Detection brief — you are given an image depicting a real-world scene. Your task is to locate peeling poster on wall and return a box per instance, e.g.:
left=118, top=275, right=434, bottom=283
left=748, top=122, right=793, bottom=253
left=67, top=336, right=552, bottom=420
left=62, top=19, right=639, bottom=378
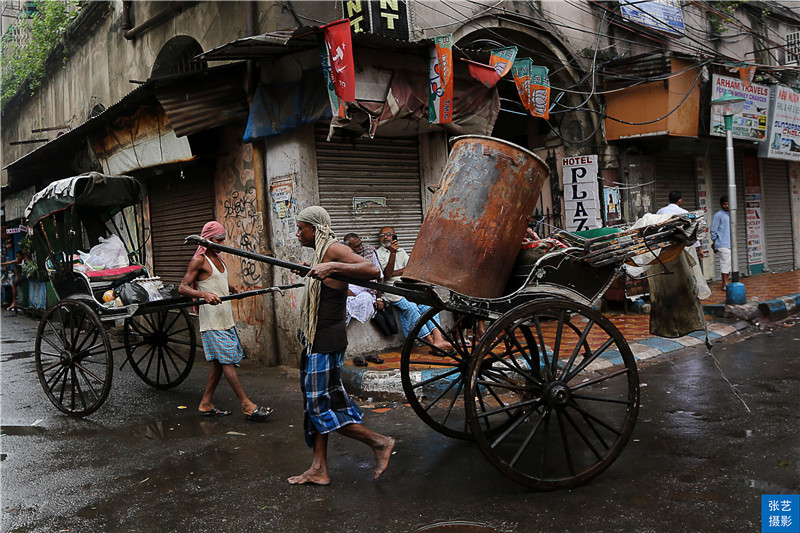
left=270, top=176, right=297, bottom=221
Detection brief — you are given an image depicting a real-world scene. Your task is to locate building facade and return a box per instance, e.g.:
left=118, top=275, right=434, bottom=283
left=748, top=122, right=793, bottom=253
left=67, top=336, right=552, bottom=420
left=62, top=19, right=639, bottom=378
left=2, top=1, right=799, bottom=366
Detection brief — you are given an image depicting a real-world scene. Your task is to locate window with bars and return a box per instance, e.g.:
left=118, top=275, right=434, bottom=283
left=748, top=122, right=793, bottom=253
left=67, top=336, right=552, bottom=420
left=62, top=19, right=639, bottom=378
left=786, top=31, right=800, bottom=65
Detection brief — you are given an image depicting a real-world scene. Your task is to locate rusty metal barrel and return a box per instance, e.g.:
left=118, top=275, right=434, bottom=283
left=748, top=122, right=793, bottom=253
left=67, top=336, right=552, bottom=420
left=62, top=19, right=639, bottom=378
left=403, top=135, right=548, bottom=299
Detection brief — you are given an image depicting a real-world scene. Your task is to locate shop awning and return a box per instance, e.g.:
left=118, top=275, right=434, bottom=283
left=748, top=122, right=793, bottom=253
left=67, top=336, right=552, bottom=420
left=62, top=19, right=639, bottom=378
left=4, top=64, right=249, bottom=188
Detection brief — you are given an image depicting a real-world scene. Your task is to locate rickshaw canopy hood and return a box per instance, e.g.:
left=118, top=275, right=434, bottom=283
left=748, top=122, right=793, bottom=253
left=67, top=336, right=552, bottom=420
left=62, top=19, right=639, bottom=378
left=25, top=172, right=141, bottom=228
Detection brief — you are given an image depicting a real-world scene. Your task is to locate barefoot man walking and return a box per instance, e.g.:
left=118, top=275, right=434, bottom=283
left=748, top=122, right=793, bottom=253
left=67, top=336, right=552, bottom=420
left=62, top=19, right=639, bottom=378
left=288, top=206, right=395, bottom=485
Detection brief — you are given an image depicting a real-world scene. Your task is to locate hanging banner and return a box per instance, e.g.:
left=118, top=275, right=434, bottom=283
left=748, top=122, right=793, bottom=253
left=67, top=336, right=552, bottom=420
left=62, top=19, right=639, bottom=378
left=428, top=34, right=453, bottom=124
left=466, top=59, right=500, bottom=89
left=727, top=63, right=756, bottom=88
left=489, top=46, right=517, bottom=78
left=512, top=60, right=550, bottom=119
left=710, top=74, right=768, bottom=141
left=320, top=19, right=356, bottom=104
left=319, top=38, right=345, bottom=118
left=562, top=155, right=601, bottom=232
left=758, top=84, right=800, bottom=162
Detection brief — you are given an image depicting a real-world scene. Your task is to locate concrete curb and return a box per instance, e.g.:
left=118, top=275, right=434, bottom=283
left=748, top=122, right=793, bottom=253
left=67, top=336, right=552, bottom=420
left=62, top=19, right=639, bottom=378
left=757, top=293, right=800, bottom=322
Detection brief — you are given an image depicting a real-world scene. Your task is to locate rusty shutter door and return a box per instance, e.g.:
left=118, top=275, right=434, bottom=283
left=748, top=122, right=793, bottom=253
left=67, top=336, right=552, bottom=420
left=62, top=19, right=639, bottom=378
left=149, top=172, right=215, bottom=284
left=710, top=152, right=748, bottom=278
left=655, top=155, right=698, bottom=211
left=315, top=125, right=424, bottom=250
left=760, top=159, right=795, bottom=272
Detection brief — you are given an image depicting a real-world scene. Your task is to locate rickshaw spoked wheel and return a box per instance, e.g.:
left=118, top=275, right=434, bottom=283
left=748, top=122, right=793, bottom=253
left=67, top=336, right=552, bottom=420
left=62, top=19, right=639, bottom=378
left=123, top=308, right=196, bottom=389
left=464, top=299, right=639, bottom=489
left=35, top=299, right=113, bottom=417
left=400, top=307, right=516, bottom=440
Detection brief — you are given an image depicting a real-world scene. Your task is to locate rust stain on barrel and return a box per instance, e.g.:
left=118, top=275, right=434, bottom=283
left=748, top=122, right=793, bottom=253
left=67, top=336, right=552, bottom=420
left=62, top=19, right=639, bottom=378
left=404, top=136, right=548, bottom=298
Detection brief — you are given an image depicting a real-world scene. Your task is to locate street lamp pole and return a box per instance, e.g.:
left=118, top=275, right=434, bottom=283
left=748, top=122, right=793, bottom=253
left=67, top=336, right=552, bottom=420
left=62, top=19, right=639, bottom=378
left=724, top=115, right=739, bottom=282
left=711, top=90, right=746, bottom=291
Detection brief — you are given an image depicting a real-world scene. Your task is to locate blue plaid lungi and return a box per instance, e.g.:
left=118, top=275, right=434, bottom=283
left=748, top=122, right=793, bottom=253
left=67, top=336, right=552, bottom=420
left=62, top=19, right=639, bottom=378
left=200, top=328, right=244, bottom=366
left=301, top=349, right=363, bottom=447
left=390, top=297, right=440, bottom=339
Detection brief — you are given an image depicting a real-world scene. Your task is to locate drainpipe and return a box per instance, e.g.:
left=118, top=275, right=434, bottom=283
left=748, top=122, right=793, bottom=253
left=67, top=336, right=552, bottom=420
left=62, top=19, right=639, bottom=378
left=121, top=1, right=195, bottom=41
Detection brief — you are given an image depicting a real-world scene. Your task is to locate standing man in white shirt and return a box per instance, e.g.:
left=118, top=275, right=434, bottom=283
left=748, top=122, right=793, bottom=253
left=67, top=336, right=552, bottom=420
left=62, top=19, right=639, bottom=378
left=656, top=190, right=704, bottom=259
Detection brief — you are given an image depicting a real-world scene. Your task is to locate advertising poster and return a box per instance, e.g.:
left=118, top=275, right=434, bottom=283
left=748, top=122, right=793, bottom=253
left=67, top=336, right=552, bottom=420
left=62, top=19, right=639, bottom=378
left=710, top=74, right=769, bottom=141
left=743, top=156, right=764, bottom=273
left=562, top=155, right=600, bottom=232
left=758, top=84, right=800, bottom=162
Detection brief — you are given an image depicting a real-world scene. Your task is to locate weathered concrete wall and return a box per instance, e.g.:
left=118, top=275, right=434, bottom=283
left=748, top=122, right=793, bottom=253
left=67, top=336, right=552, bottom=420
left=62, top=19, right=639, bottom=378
left=264, top=123, right=318, bottom=367
left=212, top=122, right=277, bottom=364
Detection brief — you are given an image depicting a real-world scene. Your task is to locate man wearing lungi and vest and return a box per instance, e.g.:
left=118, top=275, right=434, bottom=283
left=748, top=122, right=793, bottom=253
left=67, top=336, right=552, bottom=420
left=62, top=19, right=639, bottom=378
left=178, top=221, right=272, bottom=421
left=288, top=207, right=395, bottom=485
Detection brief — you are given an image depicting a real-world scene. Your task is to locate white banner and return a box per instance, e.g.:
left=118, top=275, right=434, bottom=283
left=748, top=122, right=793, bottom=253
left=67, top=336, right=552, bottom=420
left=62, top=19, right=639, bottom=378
left=710, top=74, right=769, bottom=142
left=562, top=155, right=600, bottom=232
left=758, top=84, right=800, bottom=162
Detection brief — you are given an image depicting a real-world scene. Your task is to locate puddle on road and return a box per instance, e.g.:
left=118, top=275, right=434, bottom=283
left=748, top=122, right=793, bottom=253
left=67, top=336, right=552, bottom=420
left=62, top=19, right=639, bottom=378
left=132, top=418, right=233, bottom=442
left=413, top=521, right=502, bottom=533
left=1, top=425, right=47, bottom=436
left=1, top=351, right=33, bottom=361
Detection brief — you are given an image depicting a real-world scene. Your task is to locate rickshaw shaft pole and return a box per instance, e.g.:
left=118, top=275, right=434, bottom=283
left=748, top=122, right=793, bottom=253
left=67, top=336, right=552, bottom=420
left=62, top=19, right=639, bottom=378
left=184, top=235, right=439, bottom=306
left=139, top=284, right=304, bottom=313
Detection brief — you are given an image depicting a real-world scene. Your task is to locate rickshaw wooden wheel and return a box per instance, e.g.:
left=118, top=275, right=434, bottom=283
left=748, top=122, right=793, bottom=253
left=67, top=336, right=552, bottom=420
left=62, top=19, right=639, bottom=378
left=35, top=299, right=113, bottom=417
left=400, top=308, right=517, bottom=440
left=464, top=299, right=639, bottom=489
left=123, top=308, right=196, bottom=389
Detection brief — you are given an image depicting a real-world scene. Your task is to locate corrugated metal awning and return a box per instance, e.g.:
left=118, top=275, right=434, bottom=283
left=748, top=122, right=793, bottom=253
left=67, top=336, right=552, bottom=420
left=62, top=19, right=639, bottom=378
left=4, top=64, right=249, bottom=187
left=155, top=63, right=249, bottom=137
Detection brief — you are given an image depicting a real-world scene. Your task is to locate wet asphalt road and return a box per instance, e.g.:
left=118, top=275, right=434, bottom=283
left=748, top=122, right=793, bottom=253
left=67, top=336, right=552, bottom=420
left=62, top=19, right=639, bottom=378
left=1, top=312, right=798, bottom=533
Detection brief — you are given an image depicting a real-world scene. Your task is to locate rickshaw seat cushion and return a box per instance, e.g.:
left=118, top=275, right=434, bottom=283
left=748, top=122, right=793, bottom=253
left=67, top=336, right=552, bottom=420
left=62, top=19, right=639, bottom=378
left=84, top=264, right=144, bottom=282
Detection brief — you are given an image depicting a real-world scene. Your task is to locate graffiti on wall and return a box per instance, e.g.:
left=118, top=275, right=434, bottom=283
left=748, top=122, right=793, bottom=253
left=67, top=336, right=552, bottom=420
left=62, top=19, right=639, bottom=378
left=223, top=186, right=262, bottom=286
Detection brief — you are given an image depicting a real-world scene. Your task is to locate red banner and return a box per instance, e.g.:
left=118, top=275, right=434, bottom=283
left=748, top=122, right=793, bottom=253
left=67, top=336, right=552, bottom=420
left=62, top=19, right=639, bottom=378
left=321, top=19, right=355, bottom=103
left=466, top=59, right=500, bottom=89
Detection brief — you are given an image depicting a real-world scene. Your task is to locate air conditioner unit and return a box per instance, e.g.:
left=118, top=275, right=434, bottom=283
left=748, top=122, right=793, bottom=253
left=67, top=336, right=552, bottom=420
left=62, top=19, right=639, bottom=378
left=786, top=31, right=800, bottom=66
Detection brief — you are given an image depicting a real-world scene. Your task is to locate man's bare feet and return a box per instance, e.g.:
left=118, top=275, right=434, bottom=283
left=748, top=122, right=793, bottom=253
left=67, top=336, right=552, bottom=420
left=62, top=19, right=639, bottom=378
left=372, top=436, right=395, bottom=479
left=287, top=467, right=331, bottom=486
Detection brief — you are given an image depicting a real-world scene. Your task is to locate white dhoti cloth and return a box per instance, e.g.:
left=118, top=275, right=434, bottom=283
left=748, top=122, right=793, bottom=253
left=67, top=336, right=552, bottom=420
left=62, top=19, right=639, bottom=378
left=346, top=290, right=376, bottom=325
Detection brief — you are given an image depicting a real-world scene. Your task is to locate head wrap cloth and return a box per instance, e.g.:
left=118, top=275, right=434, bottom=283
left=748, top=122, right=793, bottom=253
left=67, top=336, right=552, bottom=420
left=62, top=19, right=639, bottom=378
left=297, top=206, right=338, bottom=350
left=194, top=221, right=227, bottom=264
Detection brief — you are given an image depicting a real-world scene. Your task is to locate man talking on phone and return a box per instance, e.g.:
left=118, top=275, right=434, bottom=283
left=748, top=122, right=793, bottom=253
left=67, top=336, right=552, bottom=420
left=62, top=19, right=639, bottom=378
left=375, top=226, right=452, bottom=352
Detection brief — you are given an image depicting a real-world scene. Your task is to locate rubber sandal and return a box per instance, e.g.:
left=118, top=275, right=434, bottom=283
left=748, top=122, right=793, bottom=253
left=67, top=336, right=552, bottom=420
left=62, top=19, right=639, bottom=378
left=246, top=406, right=273, bottom=421
left=199, top=407, right=231, bottom=417
left=365, top=354, right=384, bottom=364
left=353, top=356, right=367, bottom=367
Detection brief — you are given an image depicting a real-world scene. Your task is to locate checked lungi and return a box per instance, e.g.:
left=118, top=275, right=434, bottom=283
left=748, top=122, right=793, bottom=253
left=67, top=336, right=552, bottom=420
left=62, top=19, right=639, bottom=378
left=200, top=328, right=244, bottom=366
left=301, top=349, right=363, bottom=447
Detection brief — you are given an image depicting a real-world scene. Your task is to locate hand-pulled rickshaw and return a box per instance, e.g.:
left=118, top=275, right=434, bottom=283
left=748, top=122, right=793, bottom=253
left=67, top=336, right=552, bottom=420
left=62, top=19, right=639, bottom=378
left=30, top=136, right=703, bottom=490
left=186, top=135, right=704, bottom=490
left=25, top=173, right=298, bottom=417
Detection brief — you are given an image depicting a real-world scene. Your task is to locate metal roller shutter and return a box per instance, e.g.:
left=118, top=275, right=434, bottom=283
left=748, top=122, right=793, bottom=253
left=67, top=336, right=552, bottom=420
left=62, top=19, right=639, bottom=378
left=149, top=172, right=215, bottom=284
left=655, top=154, right=698, bottom=211
left=709, top=152, right=748, bottom=278
left=315, top=126, right=424, bottom=250
left=760, top=159, right=795, bottom=272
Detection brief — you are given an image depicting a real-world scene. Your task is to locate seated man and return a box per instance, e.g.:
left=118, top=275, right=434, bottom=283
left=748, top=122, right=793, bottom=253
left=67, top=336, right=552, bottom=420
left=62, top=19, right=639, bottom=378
left=341, top=233, right=382, bottom=326
left=374, top=226, right=452, bottom=351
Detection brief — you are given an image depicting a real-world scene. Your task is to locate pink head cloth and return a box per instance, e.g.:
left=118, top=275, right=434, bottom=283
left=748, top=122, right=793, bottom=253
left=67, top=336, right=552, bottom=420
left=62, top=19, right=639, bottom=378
left=193, top=221, right=227, bottom=262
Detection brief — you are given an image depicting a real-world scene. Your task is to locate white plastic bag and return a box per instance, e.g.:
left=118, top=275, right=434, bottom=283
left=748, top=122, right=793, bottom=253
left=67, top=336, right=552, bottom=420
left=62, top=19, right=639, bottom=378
left=78, top=251, right=105, bottom=271
left=88, top=235, right=129, bottom=270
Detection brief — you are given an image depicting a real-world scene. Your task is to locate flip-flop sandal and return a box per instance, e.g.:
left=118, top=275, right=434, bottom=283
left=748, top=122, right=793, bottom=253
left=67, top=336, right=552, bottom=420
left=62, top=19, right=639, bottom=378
left=365, top=354, right=384, bottom=364
left=429, top=348, right=457, bottom=357
left=199, top=407, right=231, bottom=417
left=246, top=406, right=273, bottom=421
left=353, top=356, right=367, bottom=367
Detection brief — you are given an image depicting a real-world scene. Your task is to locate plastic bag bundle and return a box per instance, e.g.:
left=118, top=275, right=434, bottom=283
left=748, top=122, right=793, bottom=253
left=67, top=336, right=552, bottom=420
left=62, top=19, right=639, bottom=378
left=89, top=235, right=129, bottom=270
left=134, top=278, right=163, bottom=302
left=117, top=282, right=149, bottom=305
